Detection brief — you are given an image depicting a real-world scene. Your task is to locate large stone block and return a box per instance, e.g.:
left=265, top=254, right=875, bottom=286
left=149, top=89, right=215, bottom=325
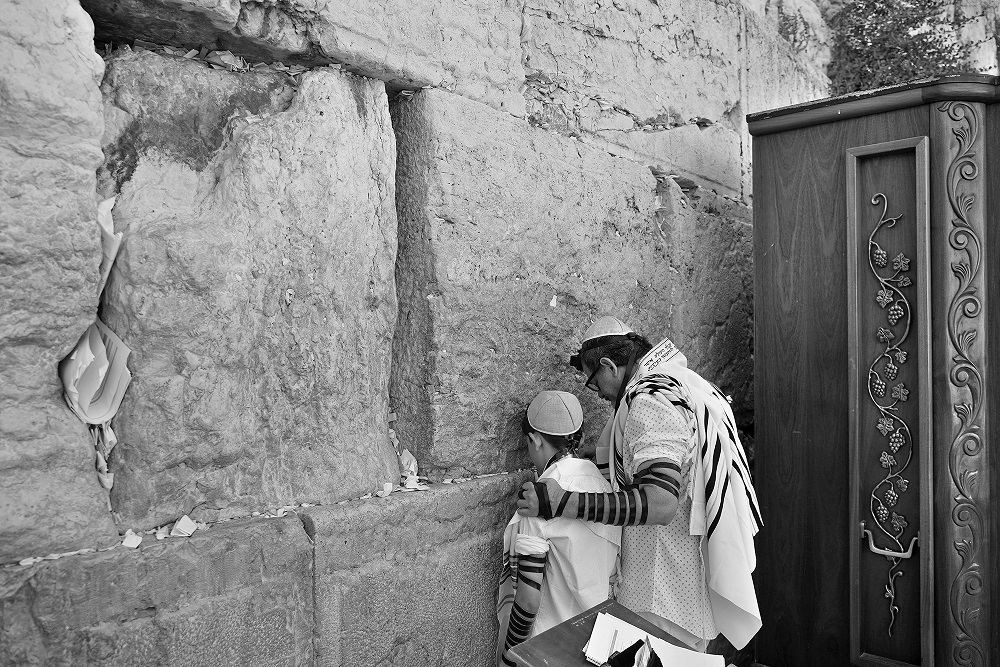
left=81, top=0, right=526, bottom=117
left=0, top=516, right=313, bottom=666
left=745, top=8, right=829, bottom=116
left=521, top=0, right=829, bottom=201
left=392, top=88, right=734, bottom=477
left=653, top=179, right=755, bottom=425
left=521, top=0, right=745, bottom=196
left=0, top=0, right=121, bottom=562
left=302, top=473, right=529, bottom=667
left=99, top=51, right=399, bottom=530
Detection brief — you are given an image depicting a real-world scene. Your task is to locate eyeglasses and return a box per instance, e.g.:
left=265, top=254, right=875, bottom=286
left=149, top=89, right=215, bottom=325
left=584, top=365, right=601, bottom=392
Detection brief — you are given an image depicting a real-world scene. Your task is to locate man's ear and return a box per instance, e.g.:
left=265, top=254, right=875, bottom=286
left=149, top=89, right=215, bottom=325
left=600, top=357, right=618, bottom=377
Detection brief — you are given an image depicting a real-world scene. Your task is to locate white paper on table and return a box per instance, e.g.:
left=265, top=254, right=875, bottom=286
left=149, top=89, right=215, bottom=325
left=96, top=196, right=122, bottom=297
left=584, top=613, right=723, bottom=667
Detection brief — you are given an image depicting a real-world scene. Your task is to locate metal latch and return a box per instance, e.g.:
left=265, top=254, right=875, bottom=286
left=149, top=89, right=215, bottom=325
left=861, top=521, right=918, bottom=560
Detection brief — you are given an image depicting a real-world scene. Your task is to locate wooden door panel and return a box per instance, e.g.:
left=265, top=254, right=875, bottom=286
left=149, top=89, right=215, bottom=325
left=753, top=107, right=930, bottom=667
left=847, top=139, right=932, bottom=666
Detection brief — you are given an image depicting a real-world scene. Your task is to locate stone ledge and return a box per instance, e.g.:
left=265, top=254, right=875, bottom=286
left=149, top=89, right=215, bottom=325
left=303, top=471, right=531, bottom=667
left=80, top=0, right=526, bottom=117
left=0, top=516, right=313, bottom=666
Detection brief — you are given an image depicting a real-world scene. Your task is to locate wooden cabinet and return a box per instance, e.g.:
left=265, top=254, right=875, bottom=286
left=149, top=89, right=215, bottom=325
left=748, top=76, right=1000, bottom=667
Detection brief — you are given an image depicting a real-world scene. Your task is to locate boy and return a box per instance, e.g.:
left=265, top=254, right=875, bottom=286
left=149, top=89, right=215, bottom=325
left=496, top=391, right=621, bottom=666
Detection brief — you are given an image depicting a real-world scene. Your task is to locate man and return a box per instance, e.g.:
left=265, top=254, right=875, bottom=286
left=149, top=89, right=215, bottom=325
left=517, top=317, right=762, bottom=652
left=497, top=390, right=620, bottom=666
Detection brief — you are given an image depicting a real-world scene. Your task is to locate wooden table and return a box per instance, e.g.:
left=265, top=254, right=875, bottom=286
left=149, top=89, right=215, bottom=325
left=507, top=599, right=688, bottom=667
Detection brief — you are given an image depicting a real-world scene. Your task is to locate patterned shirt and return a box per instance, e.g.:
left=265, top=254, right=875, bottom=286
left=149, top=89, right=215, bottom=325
left=615, top=393, right=719, bottom=643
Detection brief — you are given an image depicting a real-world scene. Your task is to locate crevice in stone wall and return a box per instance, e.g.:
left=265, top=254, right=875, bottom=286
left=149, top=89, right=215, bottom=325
left=387, top=92, right=439, bottom=478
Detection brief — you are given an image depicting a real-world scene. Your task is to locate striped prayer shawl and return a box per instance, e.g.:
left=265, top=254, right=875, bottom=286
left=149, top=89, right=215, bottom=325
left=609, top=336, right=763, bottom=649
left=621, top=374, right=762, bottom=540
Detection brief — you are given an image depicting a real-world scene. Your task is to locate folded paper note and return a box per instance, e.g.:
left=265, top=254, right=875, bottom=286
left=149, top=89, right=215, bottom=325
left=96, top=196, right=122, bottom=297
left=59, top=318, right=132, bottom=426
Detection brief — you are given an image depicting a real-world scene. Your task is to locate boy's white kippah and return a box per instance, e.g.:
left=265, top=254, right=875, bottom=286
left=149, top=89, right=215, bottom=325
left=527, top=390, right=584, bottom=436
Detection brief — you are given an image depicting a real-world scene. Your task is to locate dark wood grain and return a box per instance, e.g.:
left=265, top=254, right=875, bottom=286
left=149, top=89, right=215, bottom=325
left=849, top=144, right=927, bottom=666
left=752, top=106, right=929, bottom=667
left=985, top=102, right=1000, bottom=667
left=928, top=101, right=992, bottom=667
left=748, top=75, right=1000, bottom=136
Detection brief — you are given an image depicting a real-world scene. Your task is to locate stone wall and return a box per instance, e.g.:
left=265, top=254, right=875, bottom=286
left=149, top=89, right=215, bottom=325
left=1, top=0, right=829, bottom=664
left=0, top=0, right=120, bottom=563
left=303, top=474, right=529, bottom=666
left=1, top=475, right=525, bottom=666
left=0, top=516, right=313, bottom=666
left=98, top=51, right=400, bottom=531
left=389, top=88, right=755, bottom=478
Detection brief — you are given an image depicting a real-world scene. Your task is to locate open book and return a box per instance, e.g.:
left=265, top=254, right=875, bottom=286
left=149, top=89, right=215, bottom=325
left=584, top=612, right=724, bottom=667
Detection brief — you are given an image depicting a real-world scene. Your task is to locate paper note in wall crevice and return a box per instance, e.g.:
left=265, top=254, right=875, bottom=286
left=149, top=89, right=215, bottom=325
left=96, top=196, right=122, bottom=297
left=59, top=318, right=132, bottom=425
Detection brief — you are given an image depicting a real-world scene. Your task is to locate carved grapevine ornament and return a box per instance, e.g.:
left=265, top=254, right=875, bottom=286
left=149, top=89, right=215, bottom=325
left=865, top=192, right=914, bottom=636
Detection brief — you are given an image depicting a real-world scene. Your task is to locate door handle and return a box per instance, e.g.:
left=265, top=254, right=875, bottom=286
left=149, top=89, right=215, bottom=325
left=860, top=521, right=918, bottom=560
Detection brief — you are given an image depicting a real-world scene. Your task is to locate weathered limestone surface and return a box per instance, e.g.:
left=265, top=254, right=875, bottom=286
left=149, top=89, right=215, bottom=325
left=100, top=51, right=399, bottom=530
left=302, top=473, right=529, bottom=667
left=760, top=0, right=831, bottom=83
left=390, top=88, right=752, bottom=477
left=81, top=0, right=526, bottom=117
left=653, top=179, right=755, bottom=425
left=0, top=0, right=120, bottom=562
left=520, top=0, right=830, bottom=201
left=745, top=8, right=828, bottom=120
left=0, top=516, right=313, bottom=666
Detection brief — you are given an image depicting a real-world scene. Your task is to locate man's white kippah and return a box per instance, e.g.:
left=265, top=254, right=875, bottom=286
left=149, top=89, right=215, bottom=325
left=526, top=390, right=584, bottom=437
left=579, top=315, right=633, bottom=345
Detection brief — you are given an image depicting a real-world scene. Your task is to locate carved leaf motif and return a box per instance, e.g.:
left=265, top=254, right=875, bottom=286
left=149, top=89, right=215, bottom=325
left=877, top=327, right=894, bottom=342
left=880, top=451, right=896, bottom=468
left=893, top=253, right=910, bottom=271
left=877, top=417, right=894, bottom=435
left=891, top=384, right=909, bottom=401
left=876, top=288, right=893, bottom=307
left=958, top=193, right=975, bottom=215
left=958, top=329, right=978, bottom=353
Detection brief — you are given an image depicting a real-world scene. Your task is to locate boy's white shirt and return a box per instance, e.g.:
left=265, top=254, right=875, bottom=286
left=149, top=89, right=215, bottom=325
left=498, top=456, right=621, bottom=640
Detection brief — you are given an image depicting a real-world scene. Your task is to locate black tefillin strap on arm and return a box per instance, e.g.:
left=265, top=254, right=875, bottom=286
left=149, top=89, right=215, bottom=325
left=525, top=333, right=678, bottom=525
left=500, top=551, right=547, bottom=664
left=530, top=460, right=681, bottom=525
